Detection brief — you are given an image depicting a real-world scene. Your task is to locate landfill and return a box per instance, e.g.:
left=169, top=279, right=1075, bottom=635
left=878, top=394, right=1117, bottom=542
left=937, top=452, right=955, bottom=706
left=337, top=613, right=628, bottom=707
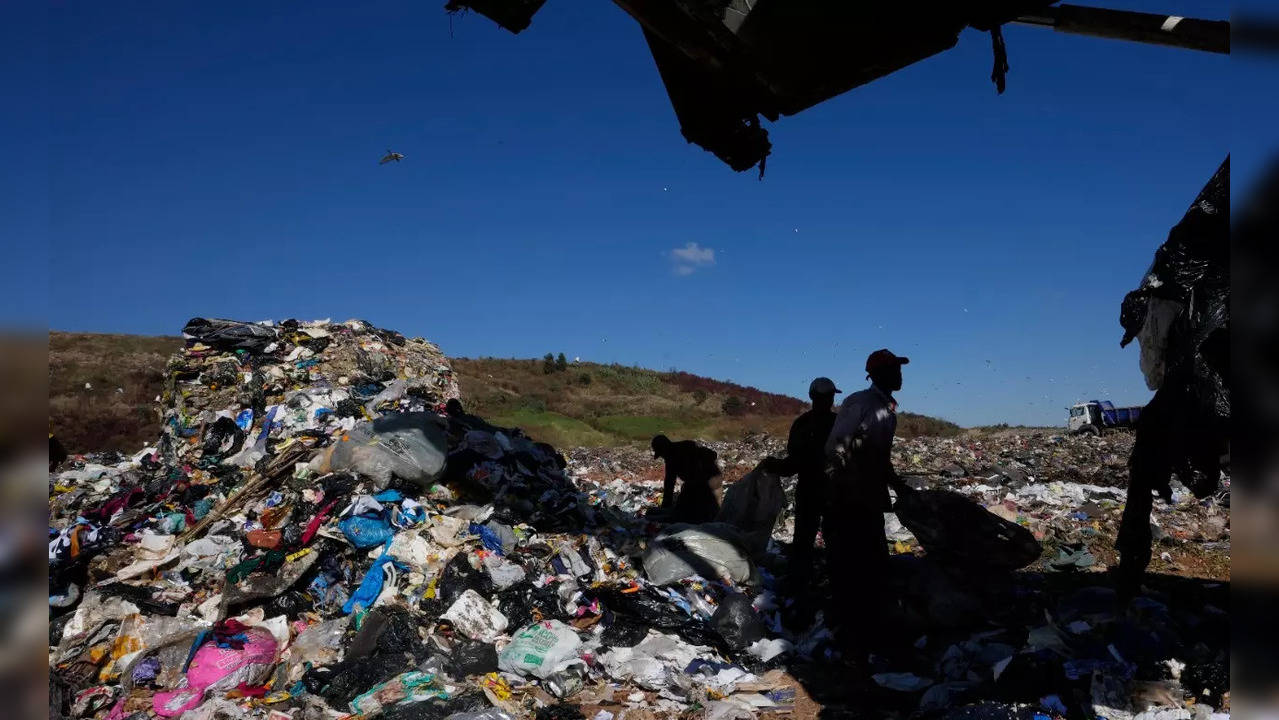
left=50, top=319, right=1229, bottom=720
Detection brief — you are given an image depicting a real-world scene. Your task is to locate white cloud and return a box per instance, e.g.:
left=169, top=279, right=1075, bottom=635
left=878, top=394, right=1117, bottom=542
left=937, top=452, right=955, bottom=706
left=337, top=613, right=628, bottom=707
left=667, top=242, right=715, bottom=276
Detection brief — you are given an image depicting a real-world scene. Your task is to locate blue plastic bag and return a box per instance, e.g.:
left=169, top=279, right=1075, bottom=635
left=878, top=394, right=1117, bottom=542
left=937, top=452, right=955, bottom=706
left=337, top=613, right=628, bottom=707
left=340, top=515, right=395, bottom=549
left=469, top=523, right=504, bottom=555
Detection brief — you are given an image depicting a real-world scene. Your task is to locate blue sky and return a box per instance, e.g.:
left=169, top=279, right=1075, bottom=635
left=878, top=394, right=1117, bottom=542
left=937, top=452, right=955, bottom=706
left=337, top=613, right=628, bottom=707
left=11, top=1, right=1240, bottom=426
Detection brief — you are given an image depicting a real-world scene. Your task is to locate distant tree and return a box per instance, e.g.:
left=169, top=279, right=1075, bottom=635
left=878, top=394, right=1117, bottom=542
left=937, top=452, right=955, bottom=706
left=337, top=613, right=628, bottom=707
left=542, top=353, right=556, bottom=375
left=578, top=373, right=592, bottom=386
left=721, top=395, right=745, bottom=416
left=556, top=353, right=568, bottom=372
left=692, top=389, right=708, bottom=405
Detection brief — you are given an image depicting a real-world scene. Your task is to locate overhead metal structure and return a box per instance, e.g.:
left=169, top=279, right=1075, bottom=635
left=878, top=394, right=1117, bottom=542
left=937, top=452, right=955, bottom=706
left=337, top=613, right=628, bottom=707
left=443, top=1, right=1229, bottom=175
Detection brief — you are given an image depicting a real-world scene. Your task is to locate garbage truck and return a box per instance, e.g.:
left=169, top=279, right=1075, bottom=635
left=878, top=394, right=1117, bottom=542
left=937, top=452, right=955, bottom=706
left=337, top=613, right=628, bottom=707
left=1067, top=400, right=1142, bottom=435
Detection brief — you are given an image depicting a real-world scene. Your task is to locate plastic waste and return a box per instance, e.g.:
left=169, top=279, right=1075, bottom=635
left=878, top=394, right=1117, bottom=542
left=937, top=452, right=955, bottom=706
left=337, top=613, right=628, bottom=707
left=711, top=593, right=766, bottom=652
left=894, top=488, right=1042, bottom=571
left=340, top=514, right=396, bottom=549
left=716, top=462, right=785, bottom=556
left=286, top=616, right=350, bottom=671
left=344, top=555, right=405, bottom=614
left=201, top=416, right=246, bottom=457
left=181, top=318, right=279, bottom=353
left=152, top=628, right=277, bottom=717
left=747, top=637, right=792, bottom=661
left=498, top=620, right=583, bottom=679
left=350, top=671, right=448, bottom=716
left=310, top=412, right=448, bottom=490
left=642, top=523, right=753, bottom=585
left=483, top=554, right=527, bottom=590
left=446, top=638, right=500, bottom=676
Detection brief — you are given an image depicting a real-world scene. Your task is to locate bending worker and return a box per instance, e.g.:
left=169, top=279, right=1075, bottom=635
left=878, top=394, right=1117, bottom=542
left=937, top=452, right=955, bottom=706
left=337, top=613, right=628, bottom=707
left=824, top=349, right=909, bottom=660
left=651, top=434, right=722, bottom=524
left=764, top=377, right=841, bottom=581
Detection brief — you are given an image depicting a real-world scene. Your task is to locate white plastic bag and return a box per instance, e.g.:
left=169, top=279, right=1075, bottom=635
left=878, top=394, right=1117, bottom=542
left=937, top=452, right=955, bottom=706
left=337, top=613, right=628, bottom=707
left=498, top=620, right=583, bottom=679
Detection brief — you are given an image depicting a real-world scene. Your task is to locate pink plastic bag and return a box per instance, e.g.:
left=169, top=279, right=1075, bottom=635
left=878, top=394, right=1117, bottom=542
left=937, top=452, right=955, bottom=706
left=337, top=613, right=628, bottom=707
left=152, top=628, right=277, bottom=717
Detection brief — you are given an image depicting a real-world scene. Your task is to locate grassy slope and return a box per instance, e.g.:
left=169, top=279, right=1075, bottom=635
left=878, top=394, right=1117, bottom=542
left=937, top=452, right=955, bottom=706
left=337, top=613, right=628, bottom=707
left=48, top=333, right=963, bottom=453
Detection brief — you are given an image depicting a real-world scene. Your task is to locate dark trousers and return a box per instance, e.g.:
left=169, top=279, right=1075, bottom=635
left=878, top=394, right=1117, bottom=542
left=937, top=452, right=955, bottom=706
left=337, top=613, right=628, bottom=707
left=823, top=504, right=889, bottom=656
left=790, top=472, right=827, bottom=577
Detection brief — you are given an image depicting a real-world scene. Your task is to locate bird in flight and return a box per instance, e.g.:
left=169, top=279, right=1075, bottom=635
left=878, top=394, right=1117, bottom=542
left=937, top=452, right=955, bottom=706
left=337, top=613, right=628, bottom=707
left=380, top=150, right=404, bottom=165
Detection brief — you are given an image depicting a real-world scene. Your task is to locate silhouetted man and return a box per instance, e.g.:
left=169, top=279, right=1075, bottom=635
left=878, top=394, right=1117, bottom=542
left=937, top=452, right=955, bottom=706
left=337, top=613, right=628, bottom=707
left=824, top=349, right=909, bottom=660
left=651, top=434, right=722, bottom=524
left=764, top=377, right=840, bottom=581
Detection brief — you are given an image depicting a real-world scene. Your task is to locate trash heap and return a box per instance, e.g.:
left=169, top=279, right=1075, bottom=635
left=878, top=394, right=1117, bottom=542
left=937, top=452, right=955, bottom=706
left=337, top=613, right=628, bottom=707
left=564, top=431, right=1231, bottom=720
left=48, top=320, right=1230, bottom=720
left=894, top=431, right=1136, bottom=489
left=49, top=319, right=808, bottom=720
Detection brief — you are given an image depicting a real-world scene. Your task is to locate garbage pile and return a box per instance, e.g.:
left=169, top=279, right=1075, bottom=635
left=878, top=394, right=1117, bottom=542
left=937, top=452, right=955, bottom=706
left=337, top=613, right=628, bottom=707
left=894, top=431, right=1135, bottom=489
left=569, top=429, right=1228, bottom=577
left=48, top=320, right=1230, bottom=720
left=564, top=431, right=1231, bottom=719
left=49, top=319, right=808, bottom=720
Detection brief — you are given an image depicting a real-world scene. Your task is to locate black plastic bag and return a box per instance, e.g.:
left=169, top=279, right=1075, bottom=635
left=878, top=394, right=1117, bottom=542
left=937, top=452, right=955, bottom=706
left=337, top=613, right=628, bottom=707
left=536, top=704, right=586, bottom=720
left=894, top=488, right=1041, bottom=571
left=448, top=638, right=499, bottom=676
left=497, top=582, right=564, bottom=629
left=1117, top=158, right=1230, bottom=593
left=600, top=615, right=650, bottom=648
left=711, top=592, right=766, bottom=651
left=201, top=416, right=245, bottom=457
left=591, top=586, right=719, bottom=647
left=182, top=317, right=279, bottom=353
left=303, top=653, right=415, bottom=705
left=437, top=554, right=493, bottom=607
left=382, top=691, right=490, bottom=720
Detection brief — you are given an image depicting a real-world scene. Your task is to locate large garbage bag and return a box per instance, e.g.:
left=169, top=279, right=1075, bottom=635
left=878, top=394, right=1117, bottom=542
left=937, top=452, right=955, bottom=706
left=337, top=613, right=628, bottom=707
left=715, top=462, right=785, bottom=556
left=181, top=317, right=279, bottom=353
left=310, top=412, right=448, bottom=490
left=642, top=523, right=754, bottom=585
left=498, top=620, right=584, bottom=679
left=1119, top=156, right=1230, bottom=499
left=710, top=592, right=766, bottom=652
left=1116, top=158, right=1230, bottom=593
left=894, top=489, right=1041, bottom=571
left=152, top=627, right=278, bottom=717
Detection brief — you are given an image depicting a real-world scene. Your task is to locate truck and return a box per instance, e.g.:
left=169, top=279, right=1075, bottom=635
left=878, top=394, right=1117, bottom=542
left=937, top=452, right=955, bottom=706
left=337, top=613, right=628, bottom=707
left=1067, top=400, right=1143, bottom=435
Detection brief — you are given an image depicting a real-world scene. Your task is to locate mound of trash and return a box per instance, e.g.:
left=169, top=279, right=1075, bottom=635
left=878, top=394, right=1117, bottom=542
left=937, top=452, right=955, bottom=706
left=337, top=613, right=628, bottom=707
left=48, top=318, right=1230, bottom=720
left=48, top=319, right=804, bottom=720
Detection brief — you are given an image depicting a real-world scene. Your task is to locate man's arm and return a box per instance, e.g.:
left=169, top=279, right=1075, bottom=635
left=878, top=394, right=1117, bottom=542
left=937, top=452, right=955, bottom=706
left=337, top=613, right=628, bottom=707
left=661, top=462, right=677, bottom=508
left=767, top=417, right=804, bottom=476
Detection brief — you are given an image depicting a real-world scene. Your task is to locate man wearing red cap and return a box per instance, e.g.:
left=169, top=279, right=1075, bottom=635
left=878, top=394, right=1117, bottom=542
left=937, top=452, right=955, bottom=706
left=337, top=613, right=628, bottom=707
left=823, top=348, right=909, bottom=660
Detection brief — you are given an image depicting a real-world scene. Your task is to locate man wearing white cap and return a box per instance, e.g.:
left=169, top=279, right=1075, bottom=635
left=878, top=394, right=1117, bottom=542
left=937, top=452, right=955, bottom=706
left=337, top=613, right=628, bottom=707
left=824, top=349, right=910, bottom=661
